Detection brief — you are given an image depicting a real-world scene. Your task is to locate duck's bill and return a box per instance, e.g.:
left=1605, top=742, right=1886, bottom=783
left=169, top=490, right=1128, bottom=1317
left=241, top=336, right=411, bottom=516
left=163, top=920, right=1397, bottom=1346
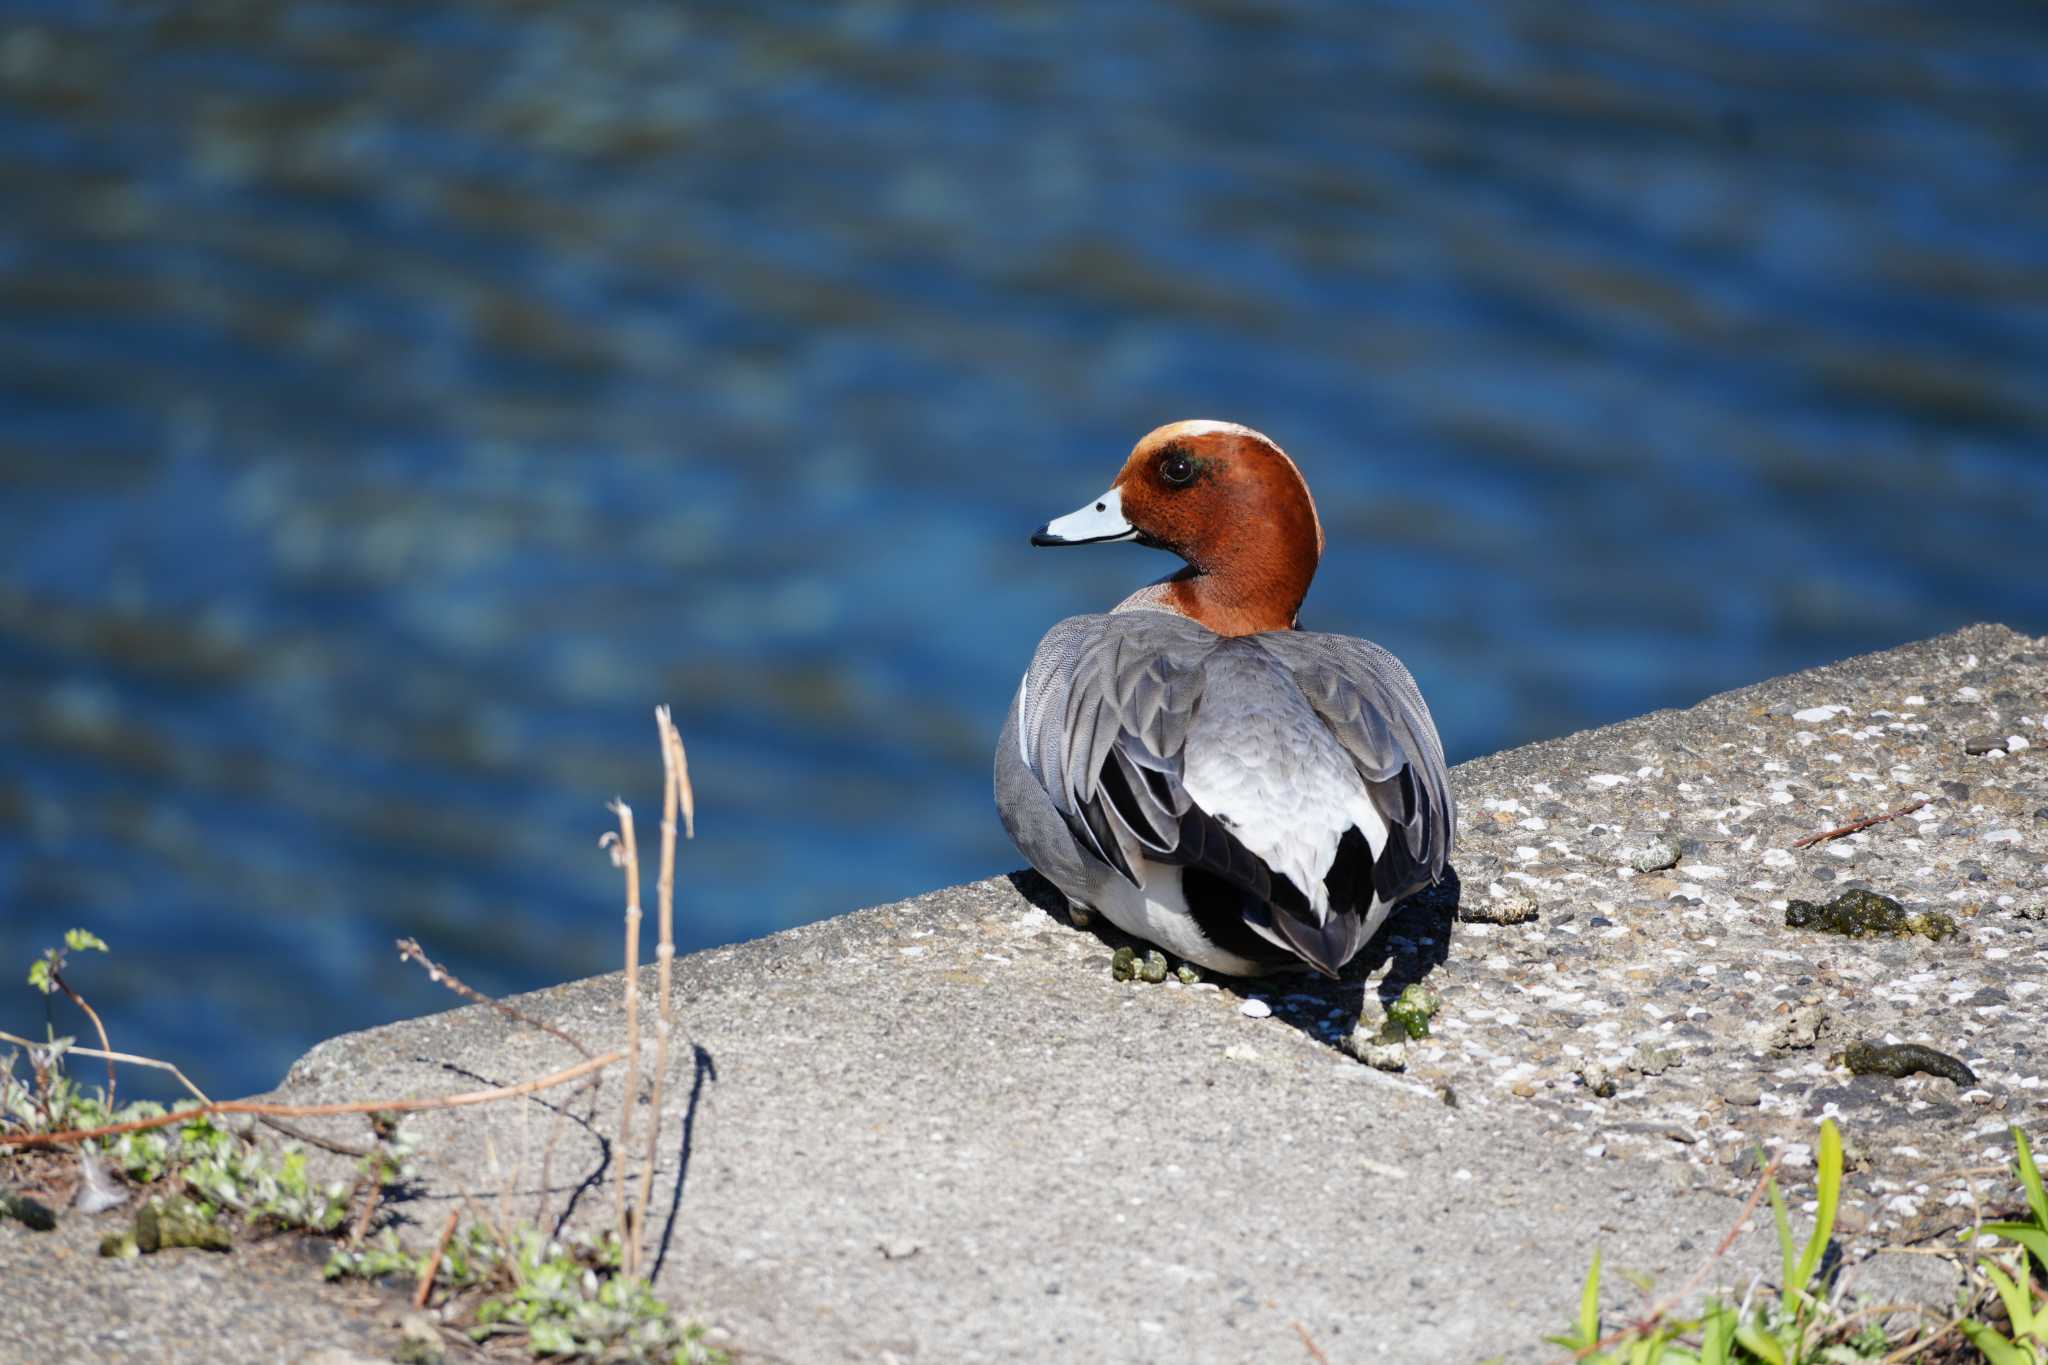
left=1031, top=487, right=1137, bottom=546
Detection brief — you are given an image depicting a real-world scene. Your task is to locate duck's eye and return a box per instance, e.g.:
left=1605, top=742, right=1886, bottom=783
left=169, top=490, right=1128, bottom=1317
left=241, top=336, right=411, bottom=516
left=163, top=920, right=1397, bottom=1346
left=1160, top=452, right=1196, bottom=486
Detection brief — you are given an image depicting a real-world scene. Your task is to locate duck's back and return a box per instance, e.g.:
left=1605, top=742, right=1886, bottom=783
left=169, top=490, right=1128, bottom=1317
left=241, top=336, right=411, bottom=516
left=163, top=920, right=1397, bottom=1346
left=994, top=608, right=1453, bottom=976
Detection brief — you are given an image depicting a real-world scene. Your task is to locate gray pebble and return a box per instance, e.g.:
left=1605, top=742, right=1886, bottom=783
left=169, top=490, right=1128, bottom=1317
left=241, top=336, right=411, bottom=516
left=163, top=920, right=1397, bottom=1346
left=1630, top=838, right=1682, bottom=873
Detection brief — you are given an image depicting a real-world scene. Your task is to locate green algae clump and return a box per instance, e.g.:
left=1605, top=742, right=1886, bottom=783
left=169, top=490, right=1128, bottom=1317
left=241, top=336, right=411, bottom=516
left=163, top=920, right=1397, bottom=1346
left=137, top=1197, right=232, bottom=1253
left=1111, top=946, right=1174, bottom=983
left=1387, top=984, right=1443, bottom=1039
left=1784, top=889, right=1957, bottom=941
left=1841, top=1040, right=1977, bottom=1086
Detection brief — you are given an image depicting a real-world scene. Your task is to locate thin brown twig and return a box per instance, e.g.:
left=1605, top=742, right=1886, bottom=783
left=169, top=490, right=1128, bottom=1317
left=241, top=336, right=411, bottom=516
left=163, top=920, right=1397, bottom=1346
left=484, top=1128, right=516, bottom=1269
left=605, top=800, right=643, bottom=1275
left=0, top=1031, right=211, bottom=1108
left=258, top=1114, right=371, bottom=1158
left=1292, top=1320, right=1332, bottom=1365
left=1824, top=1301, right=1951, bottom=1343
left=1874, top=1314, right=1968, bottom=1365
left=415, top=1208, right=462, bottom=1310
left=0, top=1049, right=623, bottom=1148
left=52, top=976, right=117, bottom=1111
left=533, top=1072, right=601, bottom=1236
left=456, top=1184, right=520, bottom=1290
left=396, top=939, right=593, bottom=1059
left=351, top=1176, right=385, bottom=1247
left=631, top=708, right=690, bottom=1279
left=1790, top=798, right=1928, bottom=850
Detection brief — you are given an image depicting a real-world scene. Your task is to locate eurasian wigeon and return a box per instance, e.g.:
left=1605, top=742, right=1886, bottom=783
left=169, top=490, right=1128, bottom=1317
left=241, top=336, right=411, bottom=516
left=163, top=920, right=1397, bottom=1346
left=994, top=420, right=1454, bottom=978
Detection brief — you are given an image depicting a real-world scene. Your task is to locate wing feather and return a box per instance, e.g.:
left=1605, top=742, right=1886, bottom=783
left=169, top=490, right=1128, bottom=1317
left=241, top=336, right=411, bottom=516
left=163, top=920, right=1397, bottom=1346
left=1016, top=612, right=1276, bottom=900
left=1255, top=630, right=1455, bottom=903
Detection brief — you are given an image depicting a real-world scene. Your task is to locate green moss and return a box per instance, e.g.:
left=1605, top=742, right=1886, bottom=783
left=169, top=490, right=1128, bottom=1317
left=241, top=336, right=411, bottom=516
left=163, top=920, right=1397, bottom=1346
left=1387, top=984, right=1443, bottom=1039
left=137, top=1196, right=233, bottom=1252
left=1111, top=946, right=1176, bottom=984
left=1784, top=889, right=1957, bottom=941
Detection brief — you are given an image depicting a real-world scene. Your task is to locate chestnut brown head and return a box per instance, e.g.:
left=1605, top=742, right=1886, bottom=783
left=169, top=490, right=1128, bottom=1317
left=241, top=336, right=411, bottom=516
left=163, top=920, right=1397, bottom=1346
left=1032, top=420, right=1323, bottom=636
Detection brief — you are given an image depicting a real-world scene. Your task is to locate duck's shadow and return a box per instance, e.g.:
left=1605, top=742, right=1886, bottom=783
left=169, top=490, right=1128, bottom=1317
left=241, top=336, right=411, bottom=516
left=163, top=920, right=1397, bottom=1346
left=1004, top=866, right=1463, bottom=1055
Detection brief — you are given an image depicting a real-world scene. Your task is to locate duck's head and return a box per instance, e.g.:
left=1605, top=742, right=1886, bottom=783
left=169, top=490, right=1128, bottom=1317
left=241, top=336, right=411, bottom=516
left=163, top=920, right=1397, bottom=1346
left=1032, top=420, right=1324, bottom=636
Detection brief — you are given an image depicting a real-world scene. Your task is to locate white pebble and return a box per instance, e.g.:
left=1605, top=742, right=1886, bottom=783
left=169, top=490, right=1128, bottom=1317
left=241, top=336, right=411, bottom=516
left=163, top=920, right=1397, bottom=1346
left=1793, top=705, right=1845, bottom=723
left=1240, top=998, right=1272, bottom=1019
left=2006, top=735, right=2030, bottom=752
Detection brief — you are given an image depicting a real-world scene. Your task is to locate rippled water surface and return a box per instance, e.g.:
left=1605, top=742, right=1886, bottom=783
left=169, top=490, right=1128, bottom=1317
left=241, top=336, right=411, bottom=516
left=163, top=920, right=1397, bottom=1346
left=3, top=1, right=2045, bottom=1098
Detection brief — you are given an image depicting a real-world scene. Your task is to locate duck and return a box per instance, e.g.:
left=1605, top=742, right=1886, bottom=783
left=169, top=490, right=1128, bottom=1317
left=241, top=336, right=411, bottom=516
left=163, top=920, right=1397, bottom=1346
left=993, top=420, right=1454, bottom=978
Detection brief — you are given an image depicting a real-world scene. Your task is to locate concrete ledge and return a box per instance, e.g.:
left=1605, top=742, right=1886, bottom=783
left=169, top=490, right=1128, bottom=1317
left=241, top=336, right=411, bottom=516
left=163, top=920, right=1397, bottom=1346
left=6, top=623, right=2043, bottom=1363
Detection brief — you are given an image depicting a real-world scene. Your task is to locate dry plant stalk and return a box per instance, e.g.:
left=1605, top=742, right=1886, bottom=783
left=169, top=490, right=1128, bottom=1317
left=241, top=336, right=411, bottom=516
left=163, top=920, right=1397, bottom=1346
left=396, top=939, right=592, bottom=1059
left=415, top=1207, right=462, bottom=1310
left=1789, top=797, right=1928, bottom=850
left=50, top=976, right=118, bottom=1110
left=390, top=938, right=602, bottom=1233
left=603, top=799, right=644, bottom=1269
left=627, top=708, right=694, bottom=1278
left=0, top=1031, right=211, bottom=1108
left=0, top=1050, right=623, bottom=1149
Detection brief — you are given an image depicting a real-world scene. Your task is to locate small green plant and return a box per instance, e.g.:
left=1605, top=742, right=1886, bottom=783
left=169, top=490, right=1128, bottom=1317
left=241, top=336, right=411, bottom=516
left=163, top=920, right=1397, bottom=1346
left=1731, top=1117, right=1846, bottom=1364
left=6, top=716, right=724, bottom=1362
left=1546, top=1120, right=2047, bottom=1363
left=327, top=1223, right=724, bottom=1363
left=26, top=928, right=108, bottom=996
left=1957, top=1126, right=2047, bottom=1365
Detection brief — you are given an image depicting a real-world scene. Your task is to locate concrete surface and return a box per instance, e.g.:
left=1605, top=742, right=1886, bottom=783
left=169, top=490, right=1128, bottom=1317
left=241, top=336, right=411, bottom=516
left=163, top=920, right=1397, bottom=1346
left=4, top=623, right=2043, bottom=1363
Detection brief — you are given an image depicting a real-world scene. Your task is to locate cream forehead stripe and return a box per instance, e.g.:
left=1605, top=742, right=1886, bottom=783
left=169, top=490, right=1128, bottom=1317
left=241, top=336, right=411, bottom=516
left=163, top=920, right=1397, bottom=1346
left=1171, top=420, right=1324, bottom=558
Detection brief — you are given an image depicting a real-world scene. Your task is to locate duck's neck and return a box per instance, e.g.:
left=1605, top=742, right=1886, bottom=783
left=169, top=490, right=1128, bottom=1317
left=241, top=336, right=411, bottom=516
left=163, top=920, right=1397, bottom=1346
left=1112, top=472, right=1323, bottom=635
left=1163, top=561, right=1310, bottom=635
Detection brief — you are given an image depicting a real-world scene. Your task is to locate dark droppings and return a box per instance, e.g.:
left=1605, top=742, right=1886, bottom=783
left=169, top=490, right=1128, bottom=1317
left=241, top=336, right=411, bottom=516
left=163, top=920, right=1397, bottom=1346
left=0, top=1190, right=57, bottom=1232
left=1841, top=1041, right=1978, bottom=1087
left=1784, top=889, right=1959, bottom=941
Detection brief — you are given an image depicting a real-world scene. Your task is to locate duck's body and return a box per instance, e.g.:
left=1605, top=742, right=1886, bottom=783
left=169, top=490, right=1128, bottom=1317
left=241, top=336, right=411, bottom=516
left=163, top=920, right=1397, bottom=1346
left=993, top=420, right=1453, bottom=978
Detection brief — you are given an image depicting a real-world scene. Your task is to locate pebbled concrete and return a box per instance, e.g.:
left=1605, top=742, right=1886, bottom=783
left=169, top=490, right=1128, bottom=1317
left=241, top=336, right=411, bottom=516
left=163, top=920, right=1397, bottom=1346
left=5, top=623, right=2043, bottom=1363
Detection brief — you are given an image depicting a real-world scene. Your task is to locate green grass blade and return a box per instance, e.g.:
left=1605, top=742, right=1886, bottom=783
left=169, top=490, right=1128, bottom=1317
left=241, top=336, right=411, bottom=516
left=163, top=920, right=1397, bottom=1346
left=1791, top=1119, right=1843, bottom=1296
left=1698, top=1306, right=1734, bottom=1365
left=1957, top=1319, right=2032, bottom=1365
left=2014, top=1126, right=2047, bottom=1230
left=1579, top=1250, right=1603, bottom=1347
left=1733, top=1322, right=1785, bottom=1365
left=1982, top=1223, right=2048, bottom=1270
left=1977, top=1259, right=2031, bottom=1340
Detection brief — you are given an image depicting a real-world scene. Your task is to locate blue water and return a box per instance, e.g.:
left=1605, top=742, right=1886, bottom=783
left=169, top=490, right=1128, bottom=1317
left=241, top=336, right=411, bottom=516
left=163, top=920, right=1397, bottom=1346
left=3, top=1, right=2045, bottom=1101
